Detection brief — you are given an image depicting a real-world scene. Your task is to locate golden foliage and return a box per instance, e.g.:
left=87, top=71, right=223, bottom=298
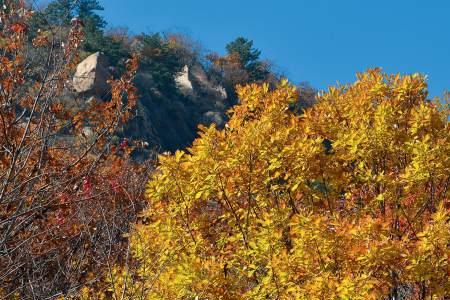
left=89, top=69, right=450, bottom=299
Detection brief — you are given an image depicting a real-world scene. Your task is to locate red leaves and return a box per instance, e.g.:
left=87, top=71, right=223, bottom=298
left=32, top=34, right=49, bottom=47
left=9, top=22, right=28, bottom=34
left=54, top=209, right=66, bottom=226
left=82, top=177, right=93, bottom=195
left=109, top=178, right=122, bottom=193
left=59, top=193, right=69, bottom=205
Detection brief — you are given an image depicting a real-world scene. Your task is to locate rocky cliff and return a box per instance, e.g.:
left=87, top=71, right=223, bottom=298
left=72, top=52, right=231, bottom=155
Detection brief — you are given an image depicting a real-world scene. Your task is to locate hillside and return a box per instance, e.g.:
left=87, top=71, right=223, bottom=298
left=28, top=0, right=316, bottom=154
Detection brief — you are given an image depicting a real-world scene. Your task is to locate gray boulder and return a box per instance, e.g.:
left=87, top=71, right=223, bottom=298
left=73, top=52, right=110, bottom=97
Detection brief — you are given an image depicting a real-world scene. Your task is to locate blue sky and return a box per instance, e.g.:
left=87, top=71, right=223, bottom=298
left=98, top=0, right=449, bottom=97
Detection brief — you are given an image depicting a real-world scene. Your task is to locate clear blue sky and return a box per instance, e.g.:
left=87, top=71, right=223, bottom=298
left=98, top=0, right=449, bottom=97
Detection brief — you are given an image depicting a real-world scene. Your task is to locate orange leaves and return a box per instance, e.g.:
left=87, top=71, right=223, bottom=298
left=9, top=22, right=27, bottom=34
left=0, top=2, right=149, bottom=297
left=101, top=55, right=139, bottom=125
left=32, top=30, right=50, bottom=47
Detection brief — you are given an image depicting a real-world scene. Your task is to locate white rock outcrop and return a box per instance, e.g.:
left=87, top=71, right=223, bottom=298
left=175, top=64, right=227, bottom=101
left=175, top=65, right=194, bottom=96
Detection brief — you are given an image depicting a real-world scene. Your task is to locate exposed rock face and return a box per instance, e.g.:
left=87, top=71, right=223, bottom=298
left=176, top=64, right=227, bottom=102
left=73, top=52, right=110, bottom=97
left=124, top=63, right=230, bottom=151
left=189, top=64, right=227, bottom=101
left=120, top=100, right=160, bottom=148
left=73, top=55, right=231, bottom=153
left=175, top=65, right=194, bottom=96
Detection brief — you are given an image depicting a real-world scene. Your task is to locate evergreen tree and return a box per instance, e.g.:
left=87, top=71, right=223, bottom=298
left=74, top=0, right=107, bottom=53
left=137, top=33, right=184, bottom=93
left=41, top=0, right=73, bottom=26
left=226, top=36, right=269, bottom=81
left=31, top=0, right=127, bottom=65
left=76, top=0, right=106, bottom=29
left=226, top=36, right=261, bottom=68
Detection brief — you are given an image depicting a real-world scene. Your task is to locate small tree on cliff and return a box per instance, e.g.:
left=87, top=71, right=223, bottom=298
left=207, top=36, right=272, bottom=103
left=226, top=36, right=269, bottom=82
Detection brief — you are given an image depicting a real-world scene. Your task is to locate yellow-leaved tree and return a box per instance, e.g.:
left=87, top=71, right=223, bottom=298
left=84, top=69, right=450, bottom=299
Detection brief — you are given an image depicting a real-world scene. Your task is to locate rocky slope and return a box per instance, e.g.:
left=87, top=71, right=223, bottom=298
left=72, top=52, right=232, bottom=155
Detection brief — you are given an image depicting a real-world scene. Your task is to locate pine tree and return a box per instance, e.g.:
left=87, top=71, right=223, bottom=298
left=226, top=36, right=269, bottom=81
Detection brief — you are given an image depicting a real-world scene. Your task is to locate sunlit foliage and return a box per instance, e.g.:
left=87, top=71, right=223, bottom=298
left=89, top=70, right=450, bottom=299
